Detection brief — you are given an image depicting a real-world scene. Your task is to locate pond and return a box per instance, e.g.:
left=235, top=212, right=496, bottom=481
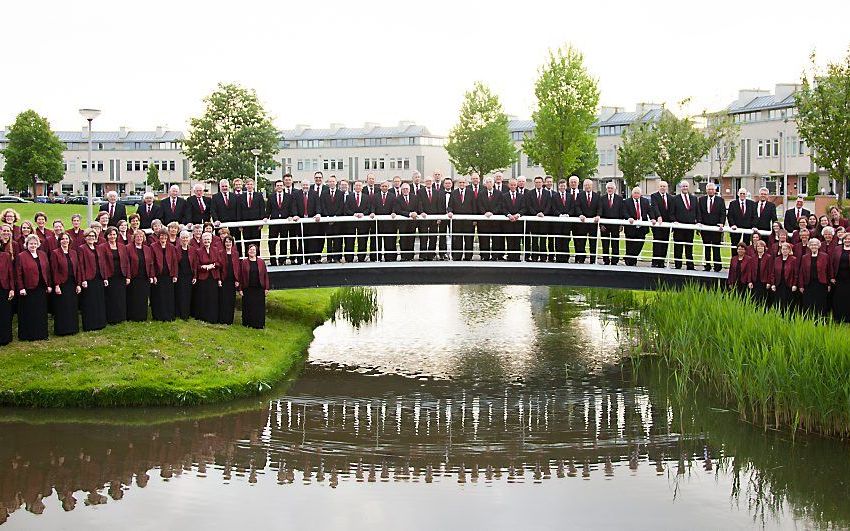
left=1, top=286, right=848, bottom=530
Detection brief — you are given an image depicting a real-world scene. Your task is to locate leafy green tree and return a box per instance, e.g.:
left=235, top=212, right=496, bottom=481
left=652, top=109, right=713, bottom=186
left=146, top=162, right=162, bottom=192
left=445, top=82, right=516, bottom=176
left=183, top=83, right=279, bottom=188
left=617, top=121, right=658, bottom=190
left=795, top=50, right=850, bottom=202
left=1, top=110, right=65, bottom=194
left=523, top=45, right=600, bottom=180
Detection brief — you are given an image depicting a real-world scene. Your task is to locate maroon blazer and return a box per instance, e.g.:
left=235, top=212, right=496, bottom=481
left=830, top=246, right=850, bottom=277
left=151, top=243, right=180, bottom=278
left=798, top=252, right=833, bottom=286
left=0, top=239, right=21, bottom=256
left=727, top=255, right=753, bottom=288
left=96, top=243, right=131, bottom=279
left=77, top=245, right=101, bottom=282
left=772, top=255, right=798, bottom=288
left=15, top=250, right=51, bottom=290
left=50, top=248, right=79, bottom=287
left=10, top=225, right=22, bottom=242
left=220, top=248, right=241, bottom=284
left=190, top=237, right=203, bottom=250
left=194, top=245, right=221, bottom=281
left=751, top=253, right=774, bottom=285
left=65, top=228, right=87, bottom=249
left=0, top=252, right=14, bottom=291
left=793, top=241, right=811, bottom=259
left=126, top=244, right=156, bottom=279
left=239, top=258, right=270, bottom=290
left=34, top=227, right=55, bottom=247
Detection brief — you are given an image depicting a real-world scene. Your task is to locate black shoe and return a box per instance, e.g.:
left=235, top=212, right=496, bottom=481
left=704, top=266, right=712, bottom=272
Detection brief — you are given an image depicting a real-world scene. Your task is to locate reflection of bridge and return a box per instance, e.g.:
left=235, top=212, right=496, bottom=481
left=221, top=215, right=750, bottom=290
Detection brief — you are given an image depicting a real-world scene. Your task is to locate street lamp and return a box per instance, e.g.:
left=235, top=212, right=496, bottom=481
left=79, top=108, right=101, bottom=224
left=251, top=148, right=262, bottom=181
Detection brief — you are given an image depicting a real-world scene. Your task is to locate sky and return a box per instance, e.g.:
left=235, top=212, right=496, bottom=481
left=2, top=0, right=848, bottom=135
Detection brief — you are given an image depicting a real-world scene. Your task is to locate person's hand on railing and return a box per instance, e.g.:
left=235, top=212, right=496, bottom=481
left=536, top=212, right=544, bottom=218
left=485, top=211, right=492, bottom=218
left=628, top=218, right=634, bottom=224
left=655, top=217, right=662, bottom=224
left=391, top=213, right=397, bottom=219
left=369, top=213, right=375, bottom=219
left=104, top=279, right=109, bottom=287
left=354, top=212, right=363, bottom=219
left=55, top=285, right=62, bottom=295
left=748, top=283, right=753, bottom=289
left=447, top=212, right=453, bottom=219
left=263, top=217, right=269, bottom=223
left=579, top=215, right=586, bottom=222
left=293, top=216, right=300, bottom=222
left=418, top=212, right=425, bottom=219
left=594, top=215, right=600, bottom=222
left=213, top=220, right=221, bottom=228
left=410, top=212, right=418, bottom=219
left=730, top=224, right=738, bottom=230
left=81, top=281, right=88, bottom=289
left=125, top=278, right=131, bottom=285
left=314, top=214, right=321, bottom=222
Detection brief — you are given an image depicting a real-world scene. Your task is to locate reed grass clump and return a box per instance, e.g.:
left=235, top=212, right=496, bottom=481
left=639, top=284, right=850, bottom=438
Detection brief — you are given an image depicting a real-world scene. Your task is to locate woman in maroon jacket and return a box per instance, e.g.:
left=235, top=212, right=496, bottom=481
left=0, top=224, right=21, bottom=256
left=830, top=234, right=850, bottom=323
left=150, top=229, right=179, bottom=322
left=98, top=227, right=131, bottom=325
left=50, top=232, right=81, bottom=336
left=77, top=230, right=107, bottom=331
left=239, top=243, right=270, bottom=329
left=126, top=230, right=156, bottom=322
left=768, top=229, right=789, bottom=258
left=751, top=240, right=773, bottom=306
left=793, top=228, right=811, bottom=259
left=218, top=235, right=241, bottom=325
left=770, top=243, right=798, bottom=314
left=798, top=238, right=833, bottom=317
left=15, top=234, right=52, bottom=341
left=66, top=214, right=86, bottom=249
left=0, top=238, right=14, bottom=345
left=727, top=242, right=753, bottom=297
left=18, top=220, right=34, bottom=248
left=828, top=206, right=848, bottom=232
left=192, top=232, right=222, bottom=324
left=175, top=231, right=197, bottom=320
left=1, top=208, right=21, bottom=242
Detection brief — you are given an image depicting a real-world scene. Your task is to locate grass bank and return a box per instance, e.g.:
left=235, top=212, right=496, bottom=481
left=0, top=288, right=336, bottom=408
left=637, top=284, right=850, bottom=438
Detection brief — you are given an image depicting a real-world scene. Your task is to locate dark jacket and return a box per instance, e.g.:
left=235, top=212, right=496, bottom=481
left=159, top=196, right=190, bottom=225
left=15, top=250, right=51, bottom=290
left=49, top=248, right=79, bottom=287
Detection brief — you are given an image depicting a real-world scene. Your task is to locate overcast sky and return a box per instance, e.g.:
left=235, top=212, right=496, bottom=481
left=2, top=0, right=848, bottom=135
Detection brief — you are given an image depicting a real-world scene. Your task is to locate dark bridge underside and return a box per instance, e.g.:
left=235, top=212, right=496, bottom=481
left=268, top=262, right=725, bottom=291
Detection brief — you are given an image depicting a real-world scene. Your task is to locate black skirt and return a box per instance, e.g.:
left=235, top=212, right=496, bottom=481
left=105, top=272, right=127, bottom=324
left=18, top=285, right=49, bottom=341
left=53, top=279, right=79, bottom=336
left=242, top=287, right=265, bottom=329
left=219, top=278, right=237, bottom=325
left=772, top=284, right=795, bottom=314
left=80, top=273, right=107, bottom=331
left=0, top=293, right=14, bottom=345
left=831, top=281, right=850, bottom=323
left=193, top=277, right=219, bottom=324
left=126, top=276, right=150, bottom=322
left=752, top=282, right=769, bottom=306
left=802, top=281, right=829, bottom=317
left=175, top=273, right=192, bottom=320
left=151, top=274, right=175, bottom=322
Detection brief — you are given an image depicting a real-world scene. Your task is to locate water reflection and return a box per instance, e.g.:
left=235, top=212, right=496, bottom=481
left=0, top=286, right=847, bottom=530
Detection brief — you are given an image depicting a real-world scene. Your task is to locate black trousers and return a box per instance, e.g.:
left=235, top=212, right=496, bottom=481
left=623, top=227, right=647, bottom=266
left=701, top=230, right=723, bottom=271
left=478, top=220, right=496, bottom=261
left=365, top=221, right=378, bottom=262
left=437, top=220, right=450, bottom=258
left=651, top=227, right=670, bottom=267
left=229, top=226, right=243, bottom=256
left=673, top=228, right=695, bottom=269
left=554, top=221, right=570, bottom=263
left=286, top=224, right=302, bottom=264
left=305, top=224, right=325, bottom=263
left=377, top=220, right=396, bottom=260
left=351, top=221, right=368, bottom=262
left=451, top=220, right=474, bottom=261
left=325, top=220, right=342, bottom=262
left=574, top=224, right=598, bottom=263
left=529, top=221, right=547, bottom=261
left=419, top=219, right=438, bottom=260
left=505, top=221, right=523, bottom=261
left=600, top=224, right=620, bottom=265
left=730, top=231, right=752, bottom=250
left=546, top=226, right=557, bottom=262
left=242, top=225, right=262, bottom=255
left=268, top=224, right=286, bottom=266
left=398, top=219, right=414, bottom=260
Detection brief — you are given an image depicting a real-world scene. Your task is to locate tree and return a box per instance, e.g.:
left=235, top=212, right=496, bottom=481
left=183, top=83, right=279, bottom=189
left=445, top=82, right=516, bottom=176
left=146, top=162, right=162, bottom=192
left=523, top=45, right=600, bottom=180
left=652, top=109, right=713, bottom=187
left=0, top=110, right=65, bottom=194
left=795, top=49, right=850, bottom=202
left=617, top=121, right=658, bottom=190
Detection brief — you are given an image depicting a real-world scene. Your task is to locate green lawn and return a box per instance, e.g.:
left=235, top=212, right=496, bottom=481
left=0, top=288, right=336, bottom=408
left=4, top=203, right=139, bottom=226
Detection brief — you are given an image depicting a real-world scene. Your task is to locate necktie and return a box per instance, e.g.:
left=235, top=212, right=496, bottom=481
left=608, top=195, right=613, bottom=208
left=427, top=189, right=432, bottom=202
left=356, top=193, right=360, bottom=207
left=473, top=187, right=478, bottom=199
left=303, top=194, right=307, bottom=214
left=741, top=200, right=746, bottom=214
left=171, top=199, right=176, bottom=213
left=382, top=192, right=386, bottom=205
left=511, top=192, right=516, bottom=205
left=330, top=190, right=335, bottom=201
left=759, top=202, right=764, bottom=217
left=404, top=196, right=409, bottom=205
left=278, top=193, right=282, bottom=208
left=684, top=194, right=690, bottom=210
left=573, top=190, right=577, bottom=201
left=147, top=204, right=151, bottom=214
left=561, top=192, right=566, bottom=205
left=224, top=193, right=229, bottom=207
left=635, top=199, right=641, bottom=219
left=796, top=208, right=800, bottom=218
left=460, top=190, right=465, bottom=203
left=709, top=197, right=713, bottom=214
left=663, top=194, right=668, bottom=210
left=248, top=194, right=252, bottom=209
left=587, top=192, right=591, bottom=204
left=198, top=197, right=204, bottom=212
left=109, top=203, right=114, bottom=218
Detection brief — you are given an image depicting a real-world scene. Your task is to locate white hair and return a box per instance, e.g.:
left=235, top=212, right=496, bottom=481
left=143, top=192, right=155, bottom=200
left=193, top=183, right=204, bottom=192
left=106, top=190, right=118, bottom=199
left=759, top=187, right=769, bottom=194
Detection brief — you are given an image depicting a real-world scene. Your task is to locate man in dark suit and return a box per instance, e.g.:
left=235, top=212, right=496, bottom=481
left=753, top=187, right=778, bottom=232
left=361, top=173, right=379, bottom=262
left=417, top=175, right=442, bottom=260
left=449, top=176, right=476, bottom=261
left=698, top=182, right=727, bottom=272
left=598, top=181, right=624, bottom=265
left=524, top=176, right=551, bottom=261
left=292, top=181, right=322, bottom=263
left=393, top=183, right=418, bottom=260
left=670, top=180, right=701, bottom=270
left=237, top=178, right=265, bottom=254
left=550, top=179, right=575, bottom=263
left=320, top=176, right=344, bottom=263
left=575, top=179, right=601, bottom=264
left=726, top=188, right=756, bottom=249
left=560, top=176, right=582, bottom=263
left=467, top=173, right=484, bottom=259
left=436, top=177, right=454, bottom=259
left=137, top=192, right=161, bottom=230
left=649, top=181, right=674, bottom=268
left=477, top=176, right=503, bottom=261
left=266, top=178, right=293, bottom=266
left=99, top=191, right=127, bottom=227
left=160, top=185, right=189, bottom=226
left=309, top=172, right=329, bottom=261
left=211, top=178, right=239, bottom=251
left=187, top=183, right=212, bottom=226
left=372, top=181, right=396, bottom=261
left=622, top=186, right=657, bottom=266
left=344, top=180, right=372, bottom=262
left=277, top=175, right=300, bottom=263
left=783, top=196, right=810, bottom=233
left=408, top=171, right=424, bottom=252
left=501, top=178, right=525, bottom=261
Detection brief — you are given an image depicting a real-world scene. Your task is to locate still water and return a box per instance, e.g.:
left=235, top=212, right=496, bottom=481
left=1, top=286, right=848, bottom=530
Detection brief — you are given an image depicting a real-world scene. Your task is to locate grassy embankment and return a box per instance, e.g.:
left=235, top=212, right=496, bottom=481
left=637, top=284, right=850, bottom=438
left=0, top=288, right=336, bottom=408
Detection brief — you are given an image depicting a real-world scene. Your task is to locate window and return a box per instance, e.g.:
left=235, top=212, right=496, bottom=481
left=142, top=160, right=149, bottom=171
left=762, top=176, right=778, bottom=195
left=800, top=174, right=808, bottom=195
left=403, top=158, right=409, bottom=170
left=133, top=161, right=140, bottom=171
left=169, top=161, right=175, bottom=171
left=61, top=184, right=74, bottom=194
left=757, top=140, right=765, bottom=158
left=97, top=143, right=104, bottom=150
left=511, top=131, right=524, bottom=141
left=773, top=138, right=780, bottom=158
left=378, top=158, right=385, bottom=170
left=297, top=159, right=305, bottom=171
left=126, top=161, right=133, bottom=171
left=95, top=161, right=104, bottom=172
left=338, top=159, right=344, bottom=170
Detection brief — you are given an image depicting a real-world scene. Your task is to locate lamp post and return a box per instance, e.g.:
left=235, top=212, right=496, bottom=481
left=781, top=111, right=789, bottom=211
left=79, top=108, right=101, bottom=224
left=251, top=148, right=262, bottom=181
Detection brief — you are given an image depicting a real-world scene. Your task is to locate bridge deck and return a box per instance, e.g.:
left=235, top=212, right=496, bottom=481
left=267, top=261, right=725, bottom=290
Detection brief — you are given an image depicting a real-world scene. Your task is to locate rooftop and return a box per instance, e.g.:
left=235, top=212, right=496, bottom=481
left=279, top=122, right=441, bottom=140
left=0, top=129, right=184, bottom=143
